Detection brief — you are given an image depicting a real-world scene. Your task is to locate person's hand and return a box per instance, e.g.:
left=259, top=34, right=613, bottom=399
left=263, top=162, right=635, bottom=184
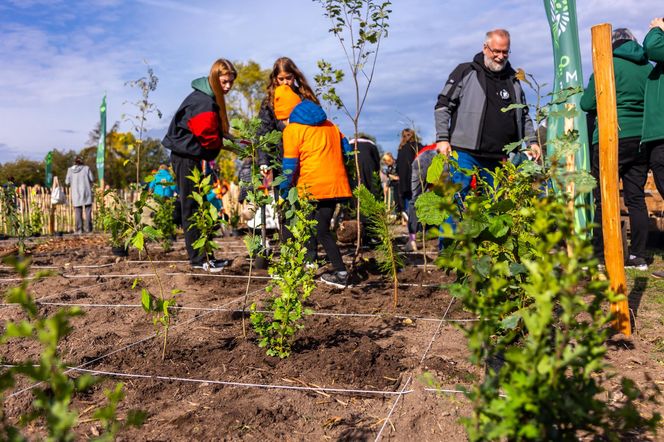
left=436, top=141, right=452, bottom=156
left=527, top=143, right=542, bottom=161
left=650, top=17, right=664, bottom=31
left=259, top=164, right=270, bottom=177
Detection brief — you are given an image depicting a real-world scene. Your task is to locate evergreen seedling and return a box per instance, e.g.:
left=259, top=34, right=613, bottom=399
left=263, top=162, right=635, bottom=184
left=355, top=184, right=403, bottom=307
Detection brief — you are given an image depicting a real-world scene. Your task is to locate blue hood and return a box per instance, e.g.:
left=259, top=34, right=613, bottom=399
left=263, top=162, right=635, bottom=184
left=289, top=100, right=327, bottom=126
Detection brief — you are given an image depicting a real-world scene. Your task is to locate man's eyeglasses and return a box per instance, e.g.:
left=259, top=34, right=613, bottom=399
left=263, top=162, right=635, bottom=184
left=485, top=45, right=511, bottom=56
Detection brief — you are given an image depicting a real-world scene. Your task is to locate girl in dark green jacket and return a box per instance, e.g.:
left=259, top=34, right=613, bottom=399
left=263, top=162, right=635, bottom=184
left=581, top=28, right=652, bottom=269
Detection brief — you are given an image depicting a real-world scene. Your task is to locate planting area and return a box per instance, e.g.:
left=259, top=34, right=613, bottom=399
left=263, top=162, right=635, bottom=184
left=1, top=233, right=663, bottom=441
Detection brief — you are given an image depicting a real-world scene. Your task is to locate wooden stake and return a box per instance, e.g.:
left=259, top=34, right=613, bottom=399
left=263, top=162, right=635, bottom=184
left=590, top=23, right=630, bottom=336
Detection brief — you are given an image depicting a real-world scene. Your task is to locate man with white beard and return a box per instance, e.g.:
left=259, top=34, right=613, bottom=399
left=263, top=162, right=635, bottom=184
left=434, top=29, right=540, bottom=205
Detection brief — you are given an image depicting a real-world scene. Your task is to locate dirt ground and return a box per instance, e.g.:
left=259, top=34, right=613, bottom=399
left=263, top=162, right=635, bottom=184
left=0, top=232, right=663, bottom=441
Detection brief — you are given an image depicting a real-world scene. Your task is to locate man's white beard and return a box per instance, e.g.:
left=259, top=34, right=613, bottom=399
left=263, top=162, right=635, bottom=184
left=484, top=54, right=507, bottom=72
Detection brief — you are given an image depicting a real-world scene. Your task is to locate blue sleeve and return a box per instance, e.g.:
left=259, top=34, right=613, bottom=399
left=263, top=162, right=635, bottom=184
left=279, top=157, right=299, bottom=198
left=341, top=136, right=353, bottom=156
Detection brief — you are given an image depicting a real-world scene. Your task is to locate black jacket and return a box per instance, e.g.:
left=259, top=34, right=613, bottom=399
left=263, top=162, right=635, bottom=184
left=350, top=138, right=381, bottom=194
left=396, top=141, right=420, bottom=196
left=162, top=77, right=223, bottom=161
left=256, top=99, right=286, bottom=167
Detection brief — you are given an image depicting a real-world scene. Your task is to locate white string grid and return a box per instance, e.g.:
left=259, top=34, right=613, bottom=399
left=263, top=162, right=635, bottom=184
left=2, top=259, right=465, bottom=438
left=0, top=301, right=479, bottom=325
left=374, top=296, right=458, bottom=441
left=6, top=286, right=266, bottom=399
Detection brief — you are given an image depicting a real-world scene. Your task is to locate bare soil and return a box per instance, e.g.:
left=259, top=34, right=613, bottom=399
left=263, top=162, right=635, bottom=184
left=0, top=233, right=662, bottom=441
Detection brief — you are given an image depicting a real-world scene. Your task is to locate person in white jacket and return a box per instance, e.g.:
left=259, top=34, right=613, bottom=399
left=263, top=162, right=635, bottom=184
left=65, top=156, right=95, bottom=233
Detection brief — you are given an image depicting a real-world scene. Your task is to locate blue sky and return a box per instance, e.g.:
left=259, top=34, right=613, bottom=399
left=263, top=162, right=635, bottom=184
left=0, top=0, right=660, bottom=163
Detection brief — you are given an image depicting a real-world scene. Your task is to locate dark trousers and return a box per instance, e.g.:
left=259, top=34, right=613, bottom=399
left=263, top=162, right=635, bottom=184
left=591, top=138, right=649, bottom=259
left=282, top=199, right=346, bottom=271
left=306, top=199, right=346, bottom=272
left=646, top=140, right=664, bottom=199
left=172, top=154, right=208, bottom=265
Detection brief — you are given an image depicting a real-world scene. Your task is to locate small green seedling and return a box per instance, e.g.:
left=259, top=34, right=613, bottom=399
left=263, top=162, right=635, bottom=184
left=250, top=188, right=317, bottom=358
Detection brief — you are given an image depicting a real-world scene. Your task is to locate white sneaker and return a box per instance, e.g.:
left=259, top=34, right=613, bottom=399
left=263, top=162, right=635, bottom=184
left=191, top=259, right=230, bottom=273
left=404, top=240, right=418, bottom=252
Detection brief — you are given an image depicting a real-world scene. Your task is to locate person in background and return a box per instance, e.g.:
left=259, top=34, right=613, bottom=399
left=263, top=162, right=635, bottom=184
left=434, top=29, right=540, bottom=218
left=149, top=164, right=177, bottom=198
left=251, top=57, right=321, bottom=240
left=162, top=58, right=236, bottom=272
left=642, top=17, right=664, bottom=279
left=396, top=128, right=421, bottom=223
left=349, top=133, right=381, bottom=245
left=276, top=84, right=353, bottom=288
left=257, top=57, right=320, bottom=172
left=380, top=152, right=399, bottom=215
left=581, top=28, right=652, bottom=270
left=65, top=155, right=95, bottom=234
left=405, top=143, right=438, bottom=252
left=349, top=133, right=381, bottom=196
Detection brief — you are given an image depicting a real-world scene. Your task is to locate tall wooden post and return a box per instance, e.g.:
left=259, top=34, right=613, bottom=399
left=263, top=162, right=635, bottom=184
left=590, top=23, right=631, bottom=336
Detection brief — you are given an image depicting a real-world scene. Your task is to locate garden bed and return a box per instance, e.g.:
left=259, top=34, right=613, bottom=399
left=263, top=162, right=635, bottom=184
left=1, top=234, right=663, bottom=441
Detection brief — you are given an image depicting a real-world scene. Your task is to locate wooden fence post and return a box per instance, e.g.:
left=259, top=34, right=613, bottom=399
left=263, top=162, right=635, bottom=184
left=590, top=23, right=631, bottom=336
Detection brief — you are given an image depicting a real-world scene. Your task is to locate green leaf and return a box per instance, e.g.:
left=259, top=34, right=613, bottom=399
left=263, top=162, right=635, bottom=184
left=415, top=192, right=452, bottom=226
left=488, top=214, right=512, bottom=238
left=4, top=321, right=34, bottom=338
left=141, top=289, right=151, bottom=312
left=132, top=231, right=144, bottom=251
left=191, top=237, right=206, bottom=250
left=501, top=314, right=520, bottom=330
left=426, top=155, right=445, bottom=184
left=475, top=255, right=491, bottom=278
left=191, top=192, right=203, bottom=205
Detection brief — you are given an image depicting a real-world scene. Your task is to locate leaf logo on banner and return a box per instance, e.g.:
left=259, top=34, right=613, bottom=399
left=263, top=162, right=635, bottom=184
left=550, top=0, right=570, bottom=39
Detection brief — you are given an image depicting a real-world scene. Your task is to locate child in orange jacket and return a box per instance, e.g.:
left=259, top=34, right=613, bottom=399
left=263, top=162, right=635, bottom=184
left=275, top=85, right=353, bottom=288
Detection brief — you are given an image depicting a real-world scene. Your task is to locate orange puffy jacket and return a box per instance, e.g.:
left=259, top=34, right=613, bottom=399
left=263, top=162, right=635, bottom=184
left=281, top=100, right=352, bottom=200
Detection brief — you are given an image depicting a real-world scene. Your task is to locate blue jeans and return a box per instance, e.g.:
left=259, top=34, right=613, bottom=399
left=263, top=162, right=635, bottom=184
left=440, top=150, right=503, bottom=249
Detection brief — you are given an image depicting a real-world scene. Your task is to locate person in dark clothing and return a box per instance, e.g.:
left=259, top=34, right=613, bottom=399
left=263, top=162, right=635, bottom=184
left=349, top=134, right=381, bottom=195
left=405, top=143, right=438, bottom=251
left=581, top=28, right=652, bottom=270
left=434, top=29, right=540, bottom=202
left=643, top=18, right=664, bottom=279
left=162, top=58, right=236, bottom=272
left=642, top=18, right=664, bottom=220
left=349, top=134, right=381, bottom=246
left=396, top=128, right=421, bottom=223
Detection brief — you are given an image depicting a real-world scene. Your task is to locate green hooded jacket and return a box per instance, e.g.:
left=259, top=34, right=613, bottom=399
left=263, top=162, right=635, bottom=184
left=191, top=76, right=214, bottom=97
left=642, top=27, right=664, bottom=144
left=580, top=40, right=652, bottom=146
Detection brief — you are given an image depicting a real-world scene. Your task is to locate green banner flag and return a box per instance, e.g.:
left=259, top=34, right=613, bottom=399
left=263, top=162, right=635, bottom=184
left=45, top=151, right=53, bottom=188
left=96, top=95, right=107, bottom=185
left=543, top=0, right=593, bottom=233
